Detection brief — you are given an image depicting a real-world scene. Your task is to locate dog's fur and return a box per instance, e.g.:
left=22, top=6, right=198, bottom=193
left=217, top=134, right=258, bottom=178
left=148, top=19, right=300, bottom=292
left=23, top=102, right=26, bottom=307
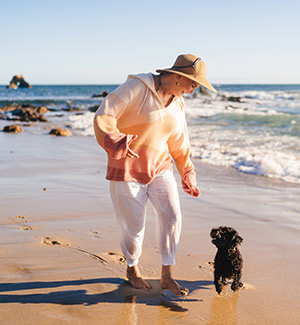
left=210, top=226, right=243, bottom=294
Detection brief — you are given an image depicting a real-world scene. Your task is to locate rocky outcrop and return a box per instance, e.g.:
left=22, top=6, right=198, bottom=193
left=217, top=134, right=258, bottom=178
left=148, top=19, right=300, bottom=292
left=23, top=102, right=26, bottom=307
left=11, top=107, right=48, bottom=122
left=3, top=125, right=23, bottom=133
left=49, top=129, right=72, bottom=137
left=0, top=104, right=48, bottom=122
left=36, top=106, right=48, bottom=114
left=7, top=75, right=32, bottom=89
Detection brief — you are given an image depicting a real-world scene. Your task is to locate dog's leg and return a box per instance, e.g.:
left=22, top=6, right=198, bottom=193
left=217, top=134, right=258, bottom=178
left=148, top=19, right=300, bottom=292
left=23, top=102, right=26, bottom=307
left=222, top=276, right=228, bottom=286
left=231, top=270, right=243, bottom=291
left=214, top=270, right=224, bottom=294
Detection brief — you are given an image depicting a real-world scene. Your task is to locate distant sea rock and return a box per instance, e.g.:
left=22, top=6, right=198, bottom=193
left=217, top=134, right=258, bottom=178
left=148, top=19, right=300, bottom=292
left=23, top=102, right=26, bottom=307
left=92, top=91, right=109, bottom=98
left=49, top=129, right=72, bottom=137
left=62, top=107, right=85, bottom=112
left=88, top=105, right=99, bottom=112
left=7, top=75, right=32, bottom=89
left=199, top=86, right=210, bottom=96
left=220, top=95, right=244, bottom=103
left=3, top=125, right=24, bottom=133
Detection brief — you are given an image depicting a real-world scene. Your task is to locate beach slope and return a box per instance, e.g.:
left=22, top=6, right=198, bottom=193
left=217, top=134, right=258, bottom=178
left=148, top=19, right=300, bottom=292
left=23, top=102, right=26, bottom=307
left=1, top=131, right=300, bottom=324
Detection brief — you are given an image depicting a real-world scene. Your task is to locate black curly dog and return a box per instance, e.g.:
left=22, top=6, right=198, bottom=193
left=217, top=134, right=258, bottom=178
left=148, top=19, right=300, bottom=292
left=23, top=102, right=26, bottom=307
left=210, top=226, right=244, bottom=294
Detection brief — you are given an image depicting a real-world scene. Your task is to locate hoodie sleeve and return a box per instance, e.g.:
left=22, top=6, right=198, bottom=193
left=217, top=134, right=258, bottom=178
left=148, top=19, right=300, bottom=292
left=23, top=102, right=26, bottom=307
left=94, top=115, right=138, bottom=159
left=93, top=79, right=138, bottom=159
left=167, top=106, right=200, bottom=197
left=167, top=119, right=194, bottom=177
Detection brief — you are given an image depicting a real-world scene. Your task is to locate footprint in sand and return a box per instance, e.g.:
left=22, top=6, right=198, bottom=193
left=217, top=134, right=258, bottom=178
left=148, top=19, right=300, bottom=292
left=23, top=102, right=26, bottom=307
left=42, top=237, right=65, bottom=246
left=9, top=215, right=28, bottom=223
left=207, top=261, right=215, bottom=273
left=20, top=226, right=33, bottom=231
left=105, top=252, right=126, bottom=264
left=41, top=236, right=108, bottom=264
left=196, top=263, right=214, bottom=274
left=9, top=216, right=33, bottom=231
left=91, top=230, right=101, bottom=238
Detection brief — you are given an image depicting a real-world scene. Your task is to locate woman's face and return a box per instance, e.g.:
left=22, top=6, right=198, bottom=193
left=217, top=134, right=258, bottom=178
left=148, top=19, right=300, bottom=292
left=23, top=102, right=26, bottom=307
left=174, top=75, right=199, bottom=96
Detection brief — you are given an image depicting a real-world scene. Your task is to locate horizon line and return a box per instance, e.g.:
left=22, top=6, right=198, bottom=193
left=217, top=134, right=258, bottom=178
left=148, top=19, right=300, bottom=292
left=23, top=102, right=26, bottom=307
left=1, top=83, right=300, bottom=86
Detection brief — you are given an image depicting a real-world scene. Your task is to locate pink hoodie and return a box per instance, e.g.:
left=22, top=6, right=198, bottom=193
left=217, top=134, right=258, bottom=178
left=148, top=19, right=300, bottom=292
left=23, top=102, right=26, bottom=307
left=94, top=73, right=199, bottom=196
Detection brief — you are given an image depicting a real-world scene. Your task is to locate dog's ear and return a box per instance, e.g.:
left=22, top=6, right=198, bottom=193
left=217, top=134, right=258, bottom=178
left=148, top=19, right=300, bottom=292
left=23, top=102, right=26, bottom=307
left=210, top=228, right=220, bottom=239
left=238, top=235, right=243, bottom=245
left=232, top=234, right=243, bottom=247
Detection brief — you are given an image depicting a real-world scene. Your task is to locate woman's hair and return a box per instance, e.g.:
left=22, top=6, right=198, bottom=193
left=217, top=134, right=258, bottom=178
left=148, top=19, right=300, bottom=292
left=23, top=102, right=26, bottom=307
left=159, top=71, right=172, bottom=76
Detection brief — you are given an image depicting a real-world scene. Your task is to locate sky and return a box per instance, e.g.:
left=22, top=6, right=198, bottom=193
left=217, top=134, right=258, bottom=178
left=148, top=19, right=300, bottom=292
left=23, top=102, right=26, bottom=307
left=1, top=0, right=300, bottom=84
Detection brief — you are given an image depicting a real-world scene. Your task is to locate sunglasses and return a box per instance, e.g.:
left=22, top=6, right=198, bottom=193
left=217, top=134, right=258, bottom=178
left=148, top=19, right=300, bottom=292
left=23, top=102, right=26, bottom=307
left=173, top=58, right=201, bottom=71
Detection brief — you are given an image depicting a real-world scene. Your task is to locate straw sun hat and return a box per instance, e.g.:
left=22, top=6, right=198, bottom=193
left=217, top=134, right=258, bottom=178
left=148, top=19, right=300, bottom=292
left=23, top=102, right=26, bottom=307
left=156, top=54, right=217, bottom=93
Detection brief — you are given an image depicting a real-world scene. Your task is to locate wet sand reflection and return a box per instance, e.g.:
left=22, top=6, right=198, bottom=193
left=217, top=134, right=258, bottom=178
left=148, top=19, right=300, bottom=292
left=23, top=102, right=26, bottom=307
left=208, top=291, right=239, bottom=325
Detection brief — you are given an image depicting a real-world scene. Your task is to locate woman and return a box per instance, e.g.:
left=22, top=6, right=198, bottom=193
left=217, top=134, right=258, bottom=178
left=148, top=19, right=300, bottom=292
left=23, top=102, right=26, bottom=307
left=94, top=54, right=217, bottom=296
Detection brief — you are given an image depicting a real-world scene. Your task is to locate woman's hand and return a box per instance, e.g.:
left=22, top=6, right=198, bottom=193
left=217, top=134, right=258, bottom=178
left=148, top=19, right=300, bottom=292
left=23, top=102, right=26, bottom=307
left=126, top=135, right=140, bottom=158
left=182, top=181, right=200, bottom=197
left=181, top=166, right=200, bottom=197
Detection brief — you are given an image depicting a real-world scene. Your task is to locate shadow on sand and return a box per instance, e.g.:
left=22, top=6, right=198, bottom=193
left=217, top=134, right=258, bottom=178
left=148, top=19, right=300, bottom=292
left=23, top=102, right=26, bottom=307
left=0, top=277, right=213, bottom=311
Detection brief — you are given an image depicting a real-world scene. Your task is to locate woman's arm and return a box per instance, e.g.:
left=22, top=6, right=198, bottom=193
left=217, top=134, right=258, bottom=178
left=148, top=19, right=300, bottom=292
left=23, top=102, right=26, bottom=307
left=93, top=79, right=140, bottom=159
left=94, top=114, right=139, bottom=159
left=168, top=113, right=200, bottom=197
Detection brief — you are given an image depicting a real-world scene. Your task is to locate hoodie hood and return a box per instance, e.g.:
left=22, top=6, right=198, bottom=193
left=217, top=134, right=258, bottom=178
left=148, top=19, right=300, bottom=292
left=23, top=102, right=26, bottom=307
left=127, top=73, right=160, bottom=115
left=127, top=73, right=184, bottom=114
left=127, top=73, right=157, bottom=95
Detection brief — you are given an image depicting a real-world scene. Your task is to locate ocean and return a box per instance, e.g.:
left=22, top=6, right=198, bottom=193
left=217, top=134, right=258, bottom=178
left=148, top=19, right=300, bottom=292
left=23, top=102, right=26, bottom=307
left=1, top=83, right=300, bottom=184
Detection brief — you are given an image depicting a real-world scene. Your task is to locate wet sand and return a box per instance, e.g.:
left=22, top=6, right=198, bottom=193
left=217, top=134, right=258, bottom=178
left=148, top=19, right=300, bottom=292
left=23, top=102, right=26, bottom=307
left=1, top=127, right=300, bottom=324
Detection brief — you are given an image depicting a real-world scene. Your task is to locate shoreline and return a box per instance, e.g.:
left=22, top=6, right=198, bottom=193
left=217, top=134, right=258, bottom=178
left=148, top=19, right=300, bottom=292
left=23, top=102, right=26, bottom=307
left=1, top=116, right=300, bottom=188
left=1, top=130, right=300, bottom=324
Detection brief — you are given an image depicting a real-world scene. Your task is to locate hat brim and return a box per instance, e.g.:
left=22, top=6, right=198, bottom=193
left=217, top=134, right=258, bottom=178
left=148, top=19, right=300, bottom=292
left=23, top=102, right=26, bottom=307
left=156, top=68, right=217, bottom=93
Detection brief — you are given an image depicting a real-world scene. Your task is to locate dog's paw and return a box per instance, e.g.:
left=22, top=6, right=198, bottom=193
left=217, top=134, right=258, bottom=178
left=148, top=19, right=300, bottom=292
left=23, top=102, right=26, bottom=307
left=231, top=282, right=244, bottom=291
left=215, top=286, right=224, bottom=295
left=238, top=282, right=246, bottom=290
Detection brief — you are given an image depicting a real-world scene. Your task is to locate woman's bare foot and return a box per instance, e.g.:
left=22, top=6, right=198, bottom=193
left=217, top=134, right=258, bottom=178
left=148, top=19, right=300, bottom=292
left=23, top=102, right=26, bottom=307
left=126, top=265, right=151, bottom=290
left=160, top=274, right=189, bottom=296
left=160, top=265, right=188, bottom=296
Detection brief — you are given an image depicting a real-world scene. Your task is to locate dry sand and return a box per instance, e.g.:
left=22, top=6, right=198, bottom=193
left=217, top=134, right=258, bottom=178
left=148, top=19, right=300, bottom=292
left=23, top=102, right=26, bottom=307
left=0, top=128, right=300, bottom=324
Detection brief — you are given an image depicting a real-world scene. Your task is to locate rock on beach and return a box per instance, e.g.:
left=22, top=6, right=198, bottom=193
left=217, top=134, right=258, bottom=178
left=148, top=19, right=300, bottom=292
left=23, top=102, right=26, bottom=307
left=0, top=104, right=49, bottom=122
left=49, top=129, right=72, bottom=137
left=3, top=125, right=24, bottom=133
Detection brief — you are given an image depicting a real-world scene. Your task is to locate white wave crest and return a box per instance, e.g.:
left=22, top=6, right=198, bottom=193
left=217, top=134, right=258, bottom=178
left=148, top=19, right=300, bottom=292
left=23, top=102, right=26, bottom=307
left=67, top=112, right=94, bottom=136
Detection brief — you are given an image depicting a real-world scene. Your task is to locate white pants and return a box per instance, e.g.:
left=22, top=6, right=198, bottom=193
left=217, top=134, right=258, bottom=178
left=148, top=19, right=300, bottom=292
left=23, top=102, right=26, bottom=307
left=110, top=170, right=182, bottom=267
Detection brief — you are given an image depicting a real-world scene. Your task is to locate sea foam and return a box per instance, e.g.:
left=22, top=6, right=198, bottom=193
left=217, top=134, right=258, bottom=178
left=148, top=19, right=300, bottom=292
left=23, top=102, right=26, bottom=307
left=67, top=112, right=95, bottom=137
